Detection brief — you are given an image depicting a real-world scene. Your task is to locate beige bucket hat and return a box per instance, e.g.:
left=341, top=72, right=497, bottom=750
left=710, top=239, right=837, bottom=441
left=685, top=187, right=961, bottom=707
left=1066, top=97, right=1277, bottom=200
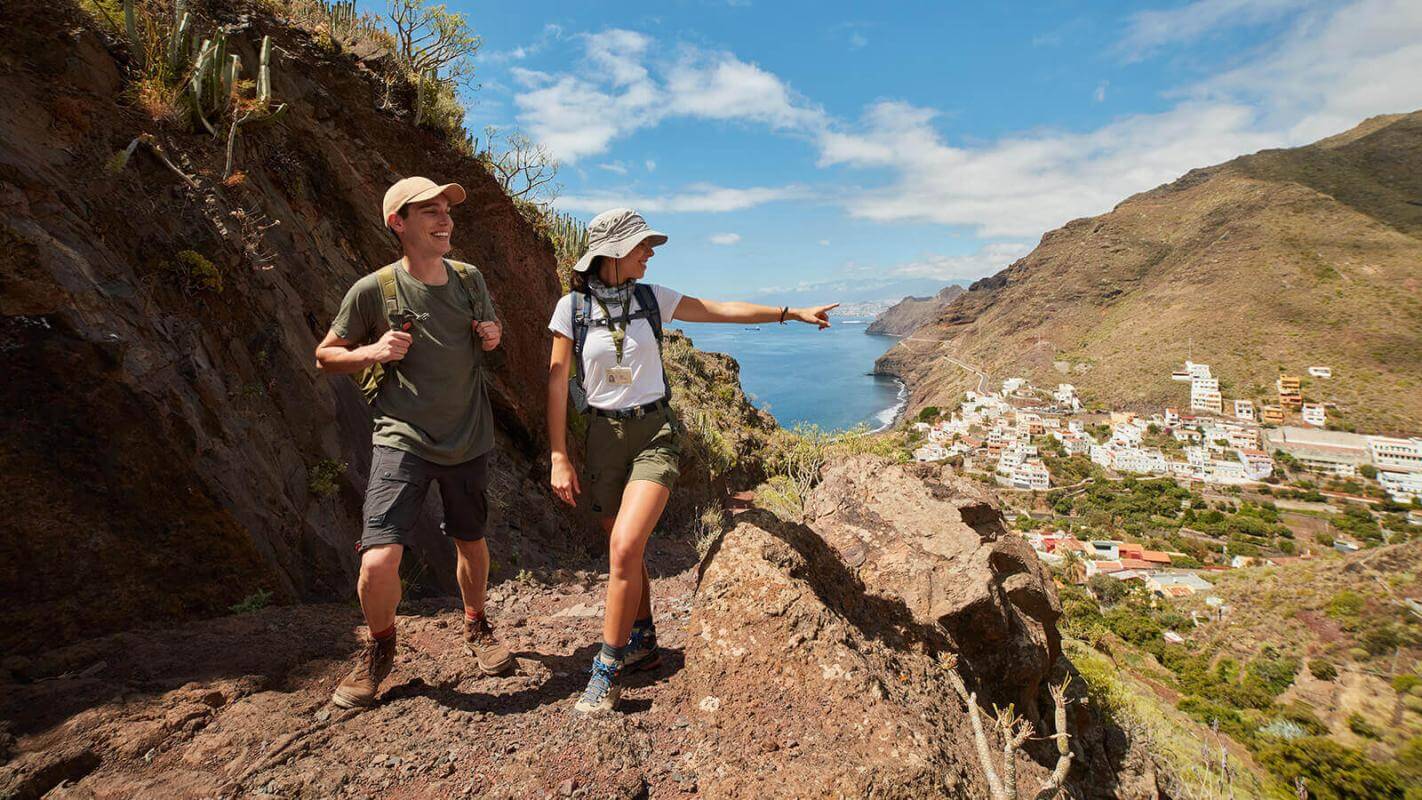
left=572, top=208, right=668, bottom=273
left=382, top=176, right=467, bottom=226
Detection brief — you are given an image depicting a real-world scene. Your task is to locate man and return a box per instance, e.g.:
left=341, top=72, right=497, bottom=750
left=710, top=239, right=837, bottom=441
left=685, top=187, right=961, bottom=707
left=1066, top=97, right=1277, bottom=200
left=315, top=176, right=512, bottom=709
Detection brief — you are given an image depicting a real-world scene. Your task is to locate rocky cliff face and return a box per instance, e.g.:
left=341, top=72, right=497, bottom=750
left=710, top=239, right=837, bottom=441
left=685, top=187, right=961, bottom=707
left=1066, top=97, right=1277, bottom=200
left=865, top=284, right=964, bottom=336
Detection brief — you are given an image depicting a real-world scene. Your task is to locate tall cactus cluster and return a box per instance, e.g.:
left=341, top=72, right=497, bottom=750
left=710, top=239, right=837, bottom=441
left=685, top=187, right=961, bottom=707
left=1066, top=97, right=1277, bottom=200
left=324, top=0, right=358, bottom=40
left=122, top=0, right=194, bottom=80
left=549, top=212, right=590, bottom=268
left=117, top=0, right=282, bottom=136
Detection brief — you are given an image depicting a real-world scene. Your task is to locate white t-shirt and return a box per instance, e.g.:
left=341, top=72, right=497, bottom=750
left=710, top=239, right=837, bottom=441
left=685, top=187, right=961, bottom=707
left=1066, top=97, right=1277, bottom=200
left=548, top=283, right=683, bottom=410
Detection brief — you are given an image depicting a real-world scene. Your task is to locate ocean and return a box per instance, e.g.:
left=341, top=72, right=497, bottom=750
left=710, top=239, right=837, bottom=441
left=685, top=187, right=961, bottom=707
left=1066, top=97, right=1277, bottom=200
left=669, top=319, right=904, bottom=432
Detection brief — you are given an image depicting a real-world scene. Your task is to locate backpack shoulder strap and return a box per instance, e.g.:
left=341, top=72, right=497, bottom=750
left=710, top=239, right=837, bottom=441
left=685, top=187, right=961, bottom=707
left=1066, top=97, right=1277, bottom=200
left=632, top=283, right=663, bottom=343
left=448, top=260, right=486, bottom=321
left=376, top=265, right=399, bottom=328
left=631, top=283, right=673, bottom=402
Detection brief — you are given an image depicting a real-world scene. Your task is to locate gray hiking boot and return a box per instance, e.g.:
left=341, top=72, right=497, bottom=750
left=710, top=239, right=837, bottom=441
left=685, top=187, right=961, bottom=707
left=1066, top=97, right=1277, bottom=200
left=332, top=633, right=397, bottom=708
left=574, top=654, right=622, bottom=715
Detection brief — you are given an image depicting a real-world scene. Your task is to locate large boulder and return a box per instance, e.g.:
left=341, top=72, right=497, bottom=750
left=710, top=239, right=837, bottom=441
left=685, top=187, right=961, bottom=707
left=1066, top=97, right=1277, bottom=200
left=804, top=456, right=1062, bottom=713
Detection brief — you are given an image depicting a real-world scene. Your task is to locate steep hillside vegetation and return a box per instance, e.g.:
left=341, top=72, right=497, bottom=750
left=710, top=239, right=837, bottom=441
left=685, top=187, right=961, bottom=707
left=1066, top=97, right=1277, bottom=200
left=879, top=112, right=1422, bottom=433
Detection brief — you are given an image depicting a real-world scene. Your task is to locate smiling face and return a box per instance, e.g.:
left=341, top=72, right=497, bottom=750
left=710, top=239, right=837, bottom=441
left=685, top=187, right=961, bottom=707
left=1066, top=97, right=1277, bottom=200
left=388, top=196, right=454, bottom=257
left=609, top=239, right=656, bottom=282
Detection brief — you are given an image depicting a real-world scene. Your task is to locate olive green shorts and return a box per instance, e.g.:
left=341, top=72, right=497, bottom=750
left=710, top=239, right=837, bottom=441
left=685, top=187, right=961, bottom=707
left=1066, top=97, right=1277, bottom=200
left=585, top=406, right=683, bottom=515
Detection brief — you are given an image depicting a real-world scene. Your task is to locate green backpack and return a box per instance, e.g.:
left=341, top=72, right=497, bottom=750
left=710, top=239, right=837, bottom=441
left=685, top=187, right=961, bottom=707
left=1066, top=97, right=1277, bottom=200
left=355, top=261, right=493, bottom=404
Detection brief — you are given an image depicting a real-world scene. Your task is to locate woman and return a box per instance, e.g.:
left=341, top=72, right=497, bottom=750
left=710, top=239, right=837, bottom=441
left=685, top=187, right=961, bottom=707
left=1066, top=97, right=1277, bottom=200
left=546, top=208, right=836, bottom=714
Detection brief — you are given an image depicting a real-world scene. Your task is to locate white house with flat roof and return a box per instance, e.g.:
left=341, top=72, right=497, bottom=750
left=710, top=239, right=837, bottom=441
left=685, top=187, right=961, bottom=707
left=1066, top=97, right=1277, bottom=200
left=1308, top=366, right=1333, bottom=378
left=1012, top=461, right=1051, bottom=491
left=1301, top=403, right=1327, bottom=427
left=1146, top=572, right=1213, bottom=596
left=1234, top=399, right=1255, bottom=421
left=914, top=443, right=948, bottom=462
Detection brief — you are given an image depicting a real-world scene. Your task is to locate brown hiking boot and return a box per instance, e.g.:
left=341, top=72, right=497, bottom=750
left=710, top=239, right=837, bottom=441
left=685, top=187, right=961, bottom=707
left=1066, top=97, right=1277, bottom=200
left=464, top=615, right=512, bottom=675
left=332, top=633, right=397, bottom=708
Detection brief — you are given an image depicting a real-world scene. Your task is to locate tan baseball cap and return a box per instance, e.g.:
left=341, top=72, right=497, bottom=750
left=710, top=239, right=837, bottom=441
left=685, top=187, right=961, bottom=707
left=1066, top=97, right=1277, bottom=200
left=382, top=176, right=467, bottom=226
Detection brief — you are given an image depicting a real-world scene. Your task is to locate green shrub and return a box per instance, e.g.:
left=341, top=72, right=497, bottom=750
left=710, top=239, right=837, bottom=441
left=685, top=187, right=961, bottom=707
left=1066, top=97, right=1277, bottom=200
left=1246, top=649, right=1300, bottom=696
left=1087, top=574, right=1128, bottom=606
left=1257, top=737, right=1404, bottom=800
left=1309, top=659, right=1338, bottom=681
left=1104, top=606, right=1163, bottom=646
left=1347, top=713, right=1381, bottom=739
left=164, top=250, right=222, bottom=294
left=1396, top=736, right=1422, bottom=780
left=229, top=588, right=272, bottom=614
left=1327, top=590, right=1366, bottom=625
left=308, top=458, right=347, bottom=497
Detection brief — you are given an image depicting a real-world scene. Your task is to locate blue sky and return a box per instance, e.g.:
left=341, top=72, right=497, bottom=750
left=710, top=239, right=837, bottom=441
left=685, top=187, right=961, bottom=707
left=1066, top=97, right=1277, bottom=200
left=377, top=0, right=1422, bottom=305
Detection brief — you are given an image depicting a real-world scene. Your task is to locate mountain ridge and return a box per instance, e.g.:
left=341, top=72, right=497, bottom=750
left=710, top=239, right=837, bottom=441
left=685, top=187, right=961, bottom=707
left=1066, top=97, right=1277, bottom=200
left=877, top=110, right=1422, bottom=434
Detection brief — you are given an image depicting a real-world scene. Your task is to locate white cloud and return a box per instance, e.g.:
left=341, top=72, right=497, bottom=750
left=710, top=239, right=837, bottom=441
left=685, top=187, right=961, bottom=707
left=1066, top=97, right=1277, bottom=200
left=1094, top=81, right=1109, bottom=103
left=513, top=29, right=823, bottom=162
left=645, top=159, right=657, bottom=172
left=1120, top=0, right=1310, bottom=58
left=558, top=183, right=807, bottom=214
left=816, top=0, right=1422, bottom=237
left=524, top=2, right=1422, bottom=243
left=709, top=233, right=742, bottom=245
left=849, top=32, right=868, bottom=50
left=818, top=239, right=830, bottom=246
left=879, top=243, right=1032, bottom=281
left=597, top=161, right=629, bottom=174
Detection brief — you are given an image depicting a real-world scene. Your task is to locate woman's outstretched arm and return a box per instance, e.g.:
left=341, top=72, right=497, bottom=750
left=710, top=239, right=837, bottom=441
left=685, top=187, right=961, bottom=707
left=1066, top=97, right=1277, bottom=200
left=674, top=297, right=838, bottom=329
left=548, top=333, right=580, bottom=506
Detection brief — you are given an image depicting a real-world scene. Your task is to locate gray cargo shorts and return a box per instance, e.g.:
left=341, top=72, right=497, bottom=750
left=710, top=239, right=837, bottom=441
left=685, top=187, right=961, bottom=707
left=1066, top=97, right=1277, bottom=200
left=359, top=445, right=490, bottom=551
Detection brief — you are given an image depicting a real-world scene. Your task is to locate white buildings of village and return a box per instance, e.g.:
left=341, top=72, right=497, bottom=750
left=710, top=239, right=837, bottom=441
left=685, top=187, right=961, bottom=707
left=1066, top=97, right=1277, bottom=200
left=908, top=361, right=1420, bottom=502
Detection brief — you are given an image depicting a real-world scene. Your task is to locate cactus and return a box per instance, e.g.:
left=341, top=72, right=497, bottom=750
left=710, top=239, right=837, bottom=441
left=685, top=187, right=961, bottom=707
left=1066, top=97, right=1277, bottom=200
left=327, top=0, right=357, bottom=40
left=413, top=68, right=437, bottom=126
left=549, top=212, right=589, bottom=267
left=167, top=1, right=191, bottom=75
left=123, top=0, right=142, bottom=67
left=256, top=35, right=271, bottom=105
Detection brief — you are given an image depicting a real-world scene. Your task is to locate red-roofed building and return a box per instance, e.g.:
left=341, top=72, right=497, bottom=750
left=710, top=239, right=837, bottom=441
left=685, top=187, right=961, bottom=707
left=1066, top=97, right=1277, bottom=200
left=1141, top=550, right=1172, bottom=565
left=1120, top=558, right=1152, bottom=571
left=1118, top=543, right=1144, bottom=559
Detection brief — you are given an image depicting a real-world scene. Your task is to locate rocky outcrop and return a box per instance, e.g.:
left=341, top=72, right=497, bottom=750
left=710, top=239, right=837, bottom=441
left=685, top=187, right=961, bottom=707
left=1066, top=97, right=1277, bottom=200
left=865, top=284, right=964, bottom=336
left=673, top=459, right=1155, bottom=798
left=804, top=456, right=1061, bottom=714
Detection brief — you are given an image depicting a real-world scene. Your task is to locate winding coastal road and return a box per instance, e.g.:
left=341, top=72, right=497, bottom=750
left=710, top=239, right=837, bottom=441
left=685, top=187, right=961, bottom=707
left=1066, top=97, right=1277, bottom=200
left=890, top=336, right=992, bottom=395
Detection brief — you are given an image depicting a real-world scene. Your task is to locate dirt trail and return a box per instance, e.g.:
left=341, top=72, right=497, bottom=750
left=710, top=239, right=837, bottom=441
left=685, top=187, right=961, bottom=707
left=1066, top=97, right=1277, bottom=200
left=2, top=539, right=705, bottom=800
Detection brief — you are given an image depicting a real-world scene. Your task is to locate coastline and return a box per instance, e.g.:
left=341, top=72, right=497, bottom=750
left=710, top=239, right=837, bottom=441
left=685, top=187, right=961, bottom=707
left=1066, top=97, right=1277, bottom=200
left=869, top=376, right=909, bottom=433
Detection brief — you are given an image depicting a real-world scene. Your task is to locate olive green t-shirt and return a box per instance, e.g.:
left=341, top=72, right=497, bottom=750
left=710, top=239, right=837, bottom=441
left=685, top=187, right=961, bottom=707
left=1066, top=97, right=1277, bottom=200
left=331, top=260, right=497, bottom=466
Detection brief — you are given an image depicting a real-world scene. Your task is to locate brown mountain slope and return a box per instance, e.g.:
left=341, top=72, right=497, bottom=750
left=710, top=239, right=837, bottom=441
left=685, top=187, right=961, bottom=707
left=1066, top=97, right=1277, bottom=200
left=865, top=284, right=965, bottom=335
left=878, top=111, right=1422, bottom=433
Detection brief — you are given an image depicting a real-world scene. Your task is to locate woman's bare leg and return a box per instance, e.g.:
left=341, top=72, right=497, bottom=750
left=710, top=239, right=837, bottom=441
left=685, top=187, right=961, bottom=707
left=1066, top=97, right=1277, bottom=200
left=601, top=481, right=671, bottom=647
